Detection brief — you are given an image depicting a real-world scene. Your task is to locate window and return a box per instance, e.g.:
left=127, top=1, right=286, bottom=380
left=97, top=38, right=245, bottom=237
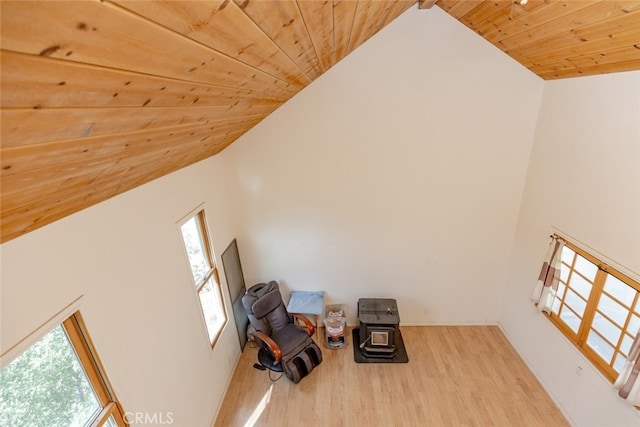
left=0, top=312, right=127, bottom=426
left=547, top=238, right=640, bottom=382
left=179, top=208, right=227, bottom=346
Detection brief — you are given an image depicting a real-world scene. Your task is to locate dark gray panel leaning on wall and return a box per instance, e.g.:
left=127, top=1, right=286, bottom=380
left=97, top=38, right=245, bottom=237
left=221, top=238, right=249, bottom=350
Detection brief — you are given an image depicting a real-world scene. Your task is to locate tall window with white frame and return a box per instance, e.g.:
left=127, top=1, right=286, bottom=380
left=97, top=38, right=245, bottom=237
left=179, top=208, right=227, bottom=346
left=547, top=238, right=640, bottom=383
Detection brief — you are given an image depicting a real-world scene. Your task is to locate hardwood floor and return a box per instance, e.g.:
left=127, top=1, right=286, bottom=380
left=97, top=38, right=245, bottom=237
left=214, top=326, right=569, bottom=427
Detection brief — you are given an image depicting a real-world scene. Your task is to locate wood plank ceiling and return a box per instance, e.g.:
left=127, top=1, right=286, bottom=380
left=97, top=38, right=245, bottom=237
left=436, top=0, right=640, bottom=80
left=1, top=1, right=639, bottom=243
left=0, top=0, right=415, bottom=243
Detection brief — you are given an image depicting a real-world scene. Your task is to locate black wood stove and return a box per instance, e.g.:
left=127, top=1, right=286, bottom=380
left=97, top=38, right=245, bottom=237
left=357, top=298, right=400, bottom=359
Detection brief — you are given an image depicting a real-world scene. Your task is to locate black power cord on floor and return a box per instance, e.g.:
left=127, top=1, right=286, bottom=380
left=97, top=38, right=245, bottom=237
left=252, top=361, right=283, bottom=381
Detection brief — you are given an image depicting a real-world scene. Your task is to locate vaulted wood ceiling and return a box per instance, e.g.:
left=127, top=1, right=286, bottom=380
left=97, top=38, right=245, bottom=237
left=2, top=1, right=639, bottom=243
left=437, top=0, right=640, bottom=80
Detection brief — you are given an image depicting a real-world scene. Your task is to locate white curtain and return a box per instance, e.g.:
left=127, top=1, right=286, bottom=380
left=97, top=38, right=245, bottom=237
left=614, top=332, right=640, bottom=405
left=531, top=237, right=565, bottom=313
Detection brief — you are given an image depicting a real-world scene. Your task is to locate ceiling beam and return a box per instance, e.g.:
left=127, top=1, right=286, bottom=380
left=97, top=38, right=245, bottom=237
left=418, top=0, right=437, bottom=10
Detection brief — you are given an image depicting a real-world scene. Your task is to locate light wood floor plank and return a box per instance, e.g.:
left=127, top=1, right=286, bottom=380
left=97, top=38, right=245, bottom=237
left=214, top=326, right=569, bottom=427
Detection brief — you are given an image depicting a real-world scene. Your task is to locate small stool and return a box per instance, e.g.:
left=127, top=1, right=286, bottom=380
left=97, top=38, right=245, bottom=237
left=287, top=290, right=324, bottom=337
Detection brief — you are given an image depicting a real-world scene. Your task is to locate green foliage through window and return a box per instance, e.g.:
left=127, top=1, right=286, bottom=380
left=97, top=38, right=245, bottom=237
left=0, top=313, right=127, bottom=426
left=0, top=325, right=100, bottom=427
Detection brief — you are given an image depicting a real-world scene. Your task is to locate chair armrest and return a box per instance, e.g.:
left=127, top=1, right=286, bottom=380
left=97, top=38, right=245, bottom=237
left=290, top=313, right=315, bottom=336
left=253, top=331, right=282, bottom=364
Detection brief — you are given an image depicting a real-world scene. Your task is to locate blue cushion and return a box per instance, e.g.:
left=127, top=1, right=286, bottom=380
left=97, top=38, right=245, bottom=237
left=287, top=291, right=324, bottom=315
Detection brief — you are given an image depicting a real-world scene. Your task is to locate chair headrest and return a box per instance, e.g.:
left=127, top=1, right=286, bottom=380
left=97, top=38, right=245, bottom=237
left=247, top=281, right=278, bottom=298
left=245, top=281, right=283, bottom=318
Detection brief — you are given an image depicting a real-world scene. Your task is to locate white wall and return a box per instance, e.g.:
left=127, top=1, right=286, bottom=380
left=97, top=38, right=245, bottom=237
left=6, top=5, right=636, bottom=427
left=0, top=6, right=544, bottom=425
left=501, top=71, right=640, bottom=426
left=1, top=156, right=244, bottom=426
left=222, top=6, right=543, bottom=325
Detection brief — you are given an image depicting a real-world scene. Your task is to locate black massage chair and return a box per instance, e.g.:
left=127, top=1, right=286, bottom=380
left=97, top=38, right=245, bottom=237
left=242, top=281, right=322, bottom=383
